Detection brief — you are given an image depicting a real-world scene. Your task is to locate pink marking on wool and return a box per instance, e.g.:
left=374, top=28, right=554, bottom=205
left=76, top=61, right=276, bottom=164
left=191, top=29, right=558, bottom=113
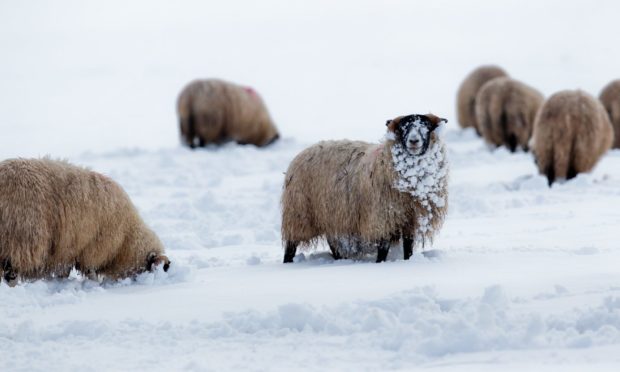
left=364, top=144, right=384, bottom=164
left=244, top=87, right=257, bottom=97
left=373, top=144, right=384, bottom=157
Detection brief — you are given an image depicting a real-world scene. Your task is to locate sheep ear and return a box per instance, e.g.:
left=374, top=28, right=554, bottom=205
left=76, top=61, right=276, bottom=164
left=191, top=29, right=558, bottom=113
left=386, top=117, right=400, bottom=133
left=424, top=114, right=447, bottom=132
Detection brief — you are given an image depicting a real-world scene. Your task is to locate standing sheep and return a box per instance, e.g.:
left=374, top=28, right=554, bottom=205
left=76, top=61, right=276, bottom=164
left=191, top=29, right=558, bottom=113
left=281, top=114, right=449, bottom=263
left=475, top=77, right=544, bottom=152
left=531, top=90, right=614, bottom=185
left=177, top=78, right=279, bottom=148
left=599, top=79, right=620, bottom=148
left=457, top=65, right=508, bottom=133
left=0, top=158, right=170, bottom=285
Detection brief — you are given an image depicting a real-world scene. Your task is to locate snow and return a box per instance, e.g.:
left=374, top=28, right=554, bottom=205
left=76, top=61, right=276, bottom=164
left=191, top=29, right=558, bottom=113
left=2, top=0, right=620, bottom=370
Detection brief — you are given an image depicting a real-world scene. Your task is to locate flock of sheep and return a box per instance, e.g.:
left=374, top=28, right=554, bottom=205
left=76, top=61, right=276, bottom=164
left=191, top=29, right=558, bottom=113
left=457, top=65, right=618, bottom=185
left=1, top=68, right=618, bottom=285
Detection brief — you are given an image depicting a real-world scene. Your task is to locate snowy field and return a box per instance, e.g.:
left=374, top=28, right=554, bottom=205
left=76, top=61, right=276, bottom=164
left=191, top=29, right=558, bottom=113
left=2, top=0, right=620, bottom=371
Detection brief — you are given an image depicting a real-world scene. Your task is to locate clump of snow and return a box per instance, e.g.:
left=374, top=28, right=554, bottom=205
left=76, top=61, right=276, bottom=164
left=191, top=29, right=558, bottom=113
left=391, top=119, right=449, bottom=242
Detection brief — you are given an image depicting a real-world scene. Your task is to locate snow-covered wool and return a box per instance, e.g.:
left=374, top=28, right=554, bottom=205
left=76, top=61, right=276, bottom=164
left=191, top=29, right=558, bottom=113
left=599, top=79, right=620, bottom=148
left=475, top=77, right=544, bottom=152
left=0, top=158, right=169, bottom=285
left=457, top=65, right=508, bottom=134
left=531, top=90, right=613, bottom=185
left=281, top=114, right=449, bottom=262
left=177, top=78, right=279, bottom=148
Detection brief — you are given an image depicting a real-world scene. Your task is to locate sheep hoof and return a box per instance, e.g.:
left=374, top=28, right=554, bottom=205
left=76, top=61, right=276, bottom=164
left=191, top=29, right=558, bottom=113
left=283, top=241, right=298, bottom=263
left=148, top=253, right=171, bottom=272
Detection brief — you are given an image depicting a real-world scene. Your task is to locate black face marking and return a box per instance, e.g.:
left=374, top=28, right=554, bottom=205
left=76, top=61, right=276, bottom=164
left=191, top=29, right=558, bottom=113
left=396, top=115, right=435, bottom=155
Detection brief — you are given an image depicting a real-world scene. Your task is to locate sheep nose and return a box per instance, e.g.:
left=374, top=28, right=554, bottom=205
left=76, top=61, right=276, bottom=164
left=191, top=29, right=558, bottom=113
left=409, top=138, right=419, bottom=146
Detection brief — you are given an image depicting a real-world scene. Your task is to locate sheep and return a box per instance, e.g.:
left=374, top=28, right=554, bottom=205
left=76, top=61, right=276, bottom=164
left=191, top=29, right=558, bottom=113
left=531, top=90, right=614, bottom=185
left=475, top=77, right=544, bottom=152
left=177, top=78, right=279, bottom=148
left=599, top=79, right=620, bottom=148
left=0, top=158, right=170, bottom=285
left=281, top=114, right=449, bottom=263
left=457, top=65, right=508, bottom=133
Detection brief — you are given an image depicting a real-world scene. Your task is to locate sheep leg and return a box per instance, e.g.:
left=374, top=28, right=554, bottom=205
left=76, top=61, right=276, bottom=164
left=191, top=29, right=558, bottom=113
left=2, top=259, right=18, bottom=286
left=283, top=241, right=298, bottom=263
left=84, top=268, right=99, bottom=281
left=185, top=114, right=196, bottom=149
left=567, top=164, right=578, bottom=181
left=403, top=236, right=414, bottom=260
left=545, top=164, right=555, bottom=186
left=506, top=134, right=518, bottom=153
left=327, top=238, right=342, bottom=260
left=264, top=134, right=280, bottom=146
left=376, top=240, right=390, bottom=263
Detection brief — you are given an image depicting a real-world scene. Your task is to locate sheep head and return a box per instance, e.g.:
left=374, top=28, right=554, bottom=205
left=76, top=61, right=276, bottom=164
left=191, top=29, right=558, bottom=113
left=386, top=114, right=447, bottom=155
left=147, top=252, right=171, bottom=272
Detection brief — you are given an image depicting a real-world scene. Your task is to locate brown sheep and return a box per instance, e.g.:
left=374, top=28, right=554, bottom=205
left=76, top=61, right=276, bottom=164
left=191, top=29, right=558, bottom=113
left=475, top=77, right=544, bottom=152
left=0, top=158, right=170, bottom=285
left=531, top=90, right=614, bottom=185
left=457, top=65, right=508, bottom=133
left=177, top=79, right=279, bottom=148
left=281, top=114, right=449, bottom=263
left=599, top=79, right=620, bottom=148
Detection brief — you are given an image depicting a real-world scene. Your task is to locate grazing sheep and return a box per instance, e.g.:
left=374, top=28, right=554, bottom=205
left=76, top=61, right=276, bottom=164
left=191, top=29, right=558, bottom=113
left=457, top=65, right=508, bottom=133
left=177, top=78, right=279, bottom=148
left=531, top=90, right=614, bottom=185
left=475, top=77, right=544, bottom=152
left=599, top=79, right=620, bottom=148
left=0, top=158, right=170, bottom=285
left=281, top=114, right=449, bottom=263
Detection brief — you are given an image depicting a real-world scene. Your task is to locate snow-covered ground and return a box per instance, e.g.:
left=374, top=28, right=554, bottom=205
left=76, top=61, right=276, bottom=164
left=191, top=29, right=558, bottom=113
left=2, top=1, right=620, bottom=371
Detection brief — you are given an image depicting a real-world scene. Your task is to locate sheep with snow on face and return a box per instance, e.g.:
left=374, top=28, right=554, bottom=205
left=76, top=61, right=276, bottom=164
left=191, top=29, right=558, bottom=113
left=599, top=79, right=620, bottom=149
left=531, top=90, right=614, bottom=186
left=0, top=158, right=170, bottom=286
left=177, top=78, right=279, bottom=148
left=281, top=114, right=449, bottom=263
left=457, top=65, right=508, bottom=134
left=475, top=77, right=544, bottom=152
